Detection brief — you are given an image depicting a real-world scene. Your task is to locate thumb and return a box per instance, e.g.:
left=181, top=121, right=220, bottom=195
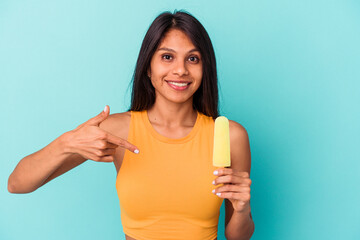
left=86, top=105, right=110, bottom=126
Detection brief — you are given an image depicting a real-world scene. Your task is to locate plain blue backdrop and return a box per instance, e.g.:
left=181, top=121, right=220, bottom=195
left=1, top=0, right=359, bottom=239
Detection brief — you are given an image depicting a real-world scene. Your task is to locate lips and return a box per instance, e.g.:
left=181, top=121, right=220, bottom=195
left=166, top=80, right=191, bottom=90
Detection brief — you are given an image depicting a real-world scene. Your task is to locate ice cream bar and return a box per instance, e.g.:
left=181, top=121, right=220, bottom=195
left=213, top=116, right=231, bottom=167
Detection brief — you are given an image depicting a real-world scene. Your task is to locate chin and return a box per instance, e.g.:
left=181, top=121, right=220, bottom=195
left=170, top=96, right=194, bottom=104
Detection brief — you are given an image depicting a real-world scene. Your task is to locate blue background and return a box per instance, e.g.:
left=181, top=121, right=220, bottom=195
left=1, top=0, right=359, bottom=239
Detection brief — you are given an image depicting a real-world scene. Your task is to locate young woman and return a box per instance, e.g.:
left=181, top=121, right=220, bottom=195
left=8, top=11, right=254, bottom=240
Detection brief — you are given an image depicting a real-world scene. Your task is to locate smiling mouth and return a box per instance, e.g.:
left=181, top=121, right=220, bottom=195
left=165, top=81, right=191, bottom=90
left=166, top=81, right=190, bottom=87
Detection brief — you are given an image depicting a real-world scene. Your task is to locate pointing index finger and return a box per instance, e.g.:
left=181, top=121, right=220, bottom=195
left=105, top=133, right=140, bottom=154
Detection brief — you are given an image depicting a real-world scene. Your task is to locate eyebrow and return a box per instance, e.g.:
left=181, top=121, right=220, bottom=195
left=157, top=47, right=200, bottom=53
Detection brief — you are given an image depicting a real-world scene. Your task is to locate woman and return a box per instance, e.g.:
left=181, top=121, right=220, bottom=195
left=8, top=11, right=254, bottom=240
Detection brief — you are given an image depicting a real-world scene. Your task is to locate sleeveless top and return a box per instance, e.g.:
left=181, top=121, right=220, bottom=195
left=115, top=110, right=223, bottom=240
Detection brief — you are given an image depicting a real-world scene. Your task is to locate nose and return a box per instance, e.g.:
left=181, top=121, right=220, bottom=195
left=172, top=59, right=189, bottom=76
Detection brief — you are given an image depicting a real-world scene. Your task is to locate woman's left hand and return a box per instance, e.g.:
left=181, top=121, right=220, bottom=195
left=212, top=168, right=252, bottom=213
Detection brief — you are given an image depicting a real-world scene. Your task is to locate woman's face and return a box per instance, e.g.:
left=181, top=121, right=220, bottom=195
left=148, top=28, right=203, bottom=105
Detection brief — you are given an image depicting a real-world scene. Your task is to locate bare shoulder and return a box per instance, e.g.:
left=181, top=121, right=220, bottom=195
left=98, top=111, right=131, bottom=139
left=228, top=120, right=251, bottom=173
left=98, top=111, right=132, bottom=173
left=229, top=120, right=249, bottom=144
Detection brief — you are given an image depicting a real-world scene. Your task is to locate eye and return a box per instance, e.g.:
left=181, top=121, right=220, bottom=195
left=188, top=56, right=200, bottom=63
left=162, top=54, right=173, bottom=61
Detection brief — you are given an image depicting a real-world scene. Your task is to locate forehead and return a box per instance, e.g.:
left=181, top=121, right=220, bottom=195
left=158, top=29, right=198, bottom=51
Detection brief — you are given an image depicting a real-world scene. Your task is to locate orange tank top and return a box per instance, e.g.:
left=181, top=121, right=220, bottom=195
left=115, top=110, right=223, bottom=240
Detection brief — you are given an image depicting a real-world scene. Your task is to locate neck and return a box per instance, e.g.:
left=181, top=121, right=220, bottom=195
left=147, top=98, right=197, bottom=128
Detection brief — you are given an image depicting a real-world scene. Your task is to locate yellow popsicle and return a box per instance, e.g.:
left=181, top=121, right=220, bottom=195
left=213, top=116, right=231, bottom=167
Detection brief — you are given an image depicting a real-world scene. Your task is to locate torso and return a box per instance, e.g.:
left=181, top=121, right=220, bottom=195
left=99, top=110, right=220, bottom=240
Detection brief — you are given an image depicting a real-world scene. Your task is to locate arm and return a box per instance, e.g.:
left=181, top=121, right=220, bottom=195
left=224, top=121, right=254, bottom=240
left=7, top=132, right=86, bottom=194
left=225, top=201, right=254, bottom=240
left=8, top=106, right=138, bottom=194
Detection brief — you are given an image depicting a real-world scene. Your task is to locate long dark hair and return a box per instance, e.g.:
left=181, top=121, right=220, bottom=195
left=129, top=10, right=219, bottom=118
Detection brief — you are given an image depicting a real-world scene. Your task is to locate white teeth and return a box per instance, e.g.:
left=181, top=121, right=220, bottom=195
left=169, top=82, right=189, bottom=87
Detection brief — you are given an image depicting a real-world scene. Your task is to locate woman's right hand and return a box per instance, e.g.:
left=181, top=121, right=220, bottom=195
left=64, top=105, right=139, bottom=162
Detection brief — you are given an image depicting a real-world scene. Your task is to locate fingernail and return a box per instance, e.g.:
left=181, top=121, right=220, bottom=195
left=213, top=170, right=218, bottom=175
left=212, top=189, right=215, bottom=194
left=216, top=193, right=221, bottom=196
left=134, top=149, right=140, bottom=154
left=212, top=180, right=215, bottom=185
left=103, top=106, right=107, bottom=112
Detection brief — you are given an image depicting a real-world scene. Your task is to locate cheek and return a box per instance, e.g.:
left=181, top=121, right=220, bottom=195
left=193, top=65, right=203, bottom=82
left=151, top=62, right=170, bottom=79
